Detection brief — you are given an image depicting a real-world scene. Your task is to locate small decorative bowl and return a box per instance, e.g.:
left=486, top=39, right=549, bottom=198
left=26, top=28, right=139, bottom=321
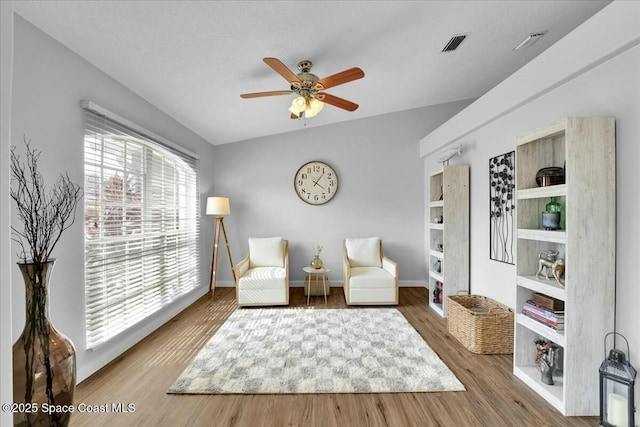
left=536, top=167, right=565, bottom=187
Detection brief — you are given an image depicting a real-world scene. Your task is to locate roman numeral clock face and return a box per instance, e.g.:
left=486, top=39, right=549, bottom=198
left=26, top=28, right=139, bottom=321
left=294, top=161, right=338, bottom=205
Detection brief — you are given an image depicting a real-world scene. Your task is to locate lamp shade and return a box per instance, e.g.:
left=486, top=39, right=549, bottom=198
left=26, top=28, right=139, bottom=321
left=288, top=96, right=306, bottom=116
left=304, top=98, right=324, bottom=118
left=206, top=197, right=230, bottom=216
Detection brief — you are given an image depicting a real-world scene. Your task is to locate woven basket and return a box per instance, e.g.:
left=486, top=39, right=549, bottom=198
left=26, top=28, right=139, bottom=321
left=447, top=294, right=514, bottom=354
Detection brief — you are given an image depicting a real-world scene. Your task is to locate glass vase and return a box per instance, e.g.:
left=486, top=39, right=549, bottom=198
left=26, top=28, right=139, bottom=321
left=546, top=197, right=562, bottom=214
left=13, top=260, right=76, bottom=427
left=310, top=256, right=323, bottom=269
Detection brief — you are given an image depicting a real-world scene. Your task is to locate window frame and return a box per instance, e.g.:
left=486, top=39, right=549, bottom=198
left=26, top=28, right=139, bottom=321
left=82, top=101, right=200, bottom=350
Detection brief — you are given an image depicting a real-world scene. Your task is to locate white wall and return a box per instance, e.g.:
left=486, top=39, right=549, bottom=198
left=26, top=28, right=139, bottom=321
left=210, top=100, right=472, bottom=287
left=10, top=16, right=217, bottom=382
left=1, top=2, right=14, bottom=424
left=421, top=0, right=640, bottom=406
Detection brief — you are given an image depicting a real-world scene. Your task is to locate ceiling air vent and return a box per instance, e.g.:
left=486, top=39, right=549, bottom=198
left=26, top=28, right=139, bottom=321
left=513, top=31, right=547, bottom=50
left=442, top=34, right=468, bottom=52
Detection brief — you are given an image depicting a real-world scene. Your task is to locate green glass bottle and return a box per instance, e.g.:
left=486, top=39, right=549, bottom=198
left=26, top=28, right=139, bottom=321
left=545, top=197, right=564, bottom=229
left=546, top=197, right=561, bottom=213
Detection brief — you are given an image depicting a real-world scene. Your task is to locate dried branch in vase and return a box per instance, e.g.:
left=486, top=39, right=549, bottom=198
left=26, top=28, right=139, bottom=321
left=10, top=137, right=83, bottom=266
left=534, top=339, right=558, bottom=370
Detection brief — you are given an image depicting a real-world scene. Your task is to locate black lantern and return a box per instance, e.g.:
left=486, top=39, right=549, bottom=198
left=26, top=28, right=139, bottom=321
left=599, top=332, right=636, bottom=427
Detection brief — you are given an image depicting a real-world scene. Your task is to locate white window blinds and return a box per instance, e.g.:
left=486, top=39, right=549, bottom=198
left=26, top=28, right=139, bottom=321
left=83, top=106, right=200, bottom=349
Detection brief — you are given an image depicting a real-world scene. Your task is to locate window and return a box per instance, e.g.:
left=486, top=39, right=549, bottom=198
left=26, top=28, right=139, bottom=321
left=83, top=103, right=200, bottom=349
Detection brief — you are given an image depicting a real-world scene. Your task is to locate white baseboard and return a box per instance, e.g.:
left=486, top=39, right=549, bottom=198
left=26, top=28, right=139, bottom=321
left=215, top=281, right=237, bottom=287
left=216, top=280, right=427, bottom=288
left=399, top=280, right=428, bottom=288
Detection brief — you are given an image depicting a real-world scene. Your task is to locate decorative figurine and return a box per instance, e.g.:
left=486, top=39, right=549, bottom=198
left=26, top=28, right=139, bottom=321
left=433, top=281, right=443, bottom=304
left=535, top=340, right=559, bottom=385
left=536, top=250, right=559, bottom=280
left=535, top=250, right=565, bottom=286
left=552, top=259, right=565, bottom=286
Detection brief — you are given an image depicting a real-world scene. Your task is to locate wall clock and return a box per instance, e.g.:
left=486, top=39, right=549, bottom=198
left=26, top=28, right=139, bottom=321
left=294, top=160, right=338, bottom=205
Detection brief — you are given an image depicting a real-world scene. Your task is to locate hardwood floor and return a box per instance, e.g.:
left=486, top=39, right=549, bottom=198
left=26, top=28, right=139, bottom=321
left=71, top=287, right=597, bottom=426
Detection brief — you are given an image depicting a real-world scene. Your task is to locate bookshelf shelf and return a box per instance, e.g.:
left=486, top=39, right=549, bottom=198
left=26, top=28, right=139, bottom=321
left=429, top=249, right=444, bottom=260
left=516, top=275, right=566, bottom=301
left=516, top=313, right=565, bottom=347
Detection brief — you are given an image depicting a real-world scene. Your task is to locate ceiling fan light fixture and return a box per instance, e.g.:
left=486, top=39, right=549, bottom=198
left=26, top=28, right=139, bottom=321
left=305, top=98, right=324, bottom=118
left=288, top=95, right=324, bottom=119
left=288, top=96, right=307, bottom=116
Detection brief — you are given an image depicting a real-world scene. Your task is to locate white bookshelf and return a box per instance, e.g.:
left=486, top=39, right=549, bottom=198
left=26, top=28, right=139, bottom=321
left=428, top=165, right=469, bottom=317
left=514, top=117, right=615, bottom=416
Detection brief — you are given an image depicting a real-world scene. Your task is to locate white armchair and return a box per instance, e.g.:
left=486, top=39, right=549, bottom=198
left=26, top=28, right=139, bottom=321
left=235, top=237, right=289, bottom=306
left=343, top=237, right=398, bottom=305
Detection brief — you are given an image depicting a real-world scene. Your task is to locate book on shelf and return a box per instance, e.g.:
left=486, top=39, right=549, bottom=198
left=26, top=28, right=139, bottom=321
left=523, top=301, right=564, bottom=320
left=523, top=315, right=564, bottom=333
left=522, top=307, right=564, bottom=325
left=522, top=309, right=565, bottom=332
left=532, top=292, right=564, bottom=311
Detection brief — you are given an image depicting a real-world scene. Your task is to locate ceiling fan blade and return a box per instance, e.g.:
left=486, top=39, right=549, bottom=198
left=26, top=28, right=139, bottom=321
left=315, top=67, right=364, bottom=90
left=290, top=113, right=299, bottom=120
left=240, top=90, right=292, bottom=99
left=317, top=93, right=359, bottom=112
left=263, top=58, right=301, bottom=84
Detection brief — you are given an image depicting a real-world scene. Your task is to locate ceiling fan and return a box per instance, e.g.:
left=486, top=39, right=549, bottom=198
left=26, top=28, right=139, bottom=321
left=240, top=57, right=365, bottom=119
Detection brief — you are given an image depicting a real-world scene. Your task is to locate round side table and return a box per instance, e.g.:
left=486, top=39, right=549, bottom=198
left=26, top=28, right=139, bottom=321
left=303, top=267, right=330, bottom=305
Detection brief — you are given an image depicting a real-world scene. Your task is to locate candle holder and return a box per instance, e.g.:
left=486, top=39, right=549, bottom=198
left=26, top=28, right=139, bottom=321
left=599, top=332, right=636, bottom=427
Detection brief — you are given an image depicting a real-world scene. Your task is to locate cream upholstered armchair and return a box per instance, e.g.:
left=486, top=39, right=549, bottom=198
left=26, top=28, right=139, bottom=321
left=235, top=237, right=289, bottom=306
left=343, top=237, right=398, bottom=305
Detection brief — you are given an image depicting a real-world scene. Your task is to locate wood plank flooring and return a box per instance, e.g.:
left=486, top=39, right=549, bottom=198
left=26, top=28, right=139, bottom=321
left=70, top=287, right=597, bottom=426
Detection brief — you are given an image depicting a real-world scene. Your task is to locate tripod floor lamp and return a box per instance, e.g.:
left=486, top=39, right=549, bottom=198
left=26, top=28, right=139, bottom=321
left=206, top=197, right=235, bottom=298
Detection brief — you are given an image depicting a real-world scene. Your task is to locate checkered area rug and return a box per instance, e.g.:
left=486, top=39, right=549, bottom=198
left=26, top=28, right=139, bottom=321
left=167, top=308, right=465, bottom=394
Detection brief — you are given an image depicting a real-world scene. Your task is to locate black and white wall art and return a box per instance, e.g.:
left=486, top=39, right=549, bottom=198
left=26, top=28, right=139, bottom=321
left=489, top=151, right=515, bottom=264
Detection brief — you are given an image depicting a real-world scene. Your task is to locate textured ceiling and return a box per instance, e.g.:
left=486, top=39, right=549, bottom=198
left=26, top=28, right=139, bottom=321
left=13, top=1, right=610, bottom=145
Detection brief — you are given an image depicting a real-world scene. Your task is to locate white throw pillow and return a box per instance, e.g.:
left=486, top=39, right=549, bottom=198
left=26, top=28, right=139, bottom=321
left=346, top=237, right=381, bottom=267
left=249, top=237, right=284, bottom=268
